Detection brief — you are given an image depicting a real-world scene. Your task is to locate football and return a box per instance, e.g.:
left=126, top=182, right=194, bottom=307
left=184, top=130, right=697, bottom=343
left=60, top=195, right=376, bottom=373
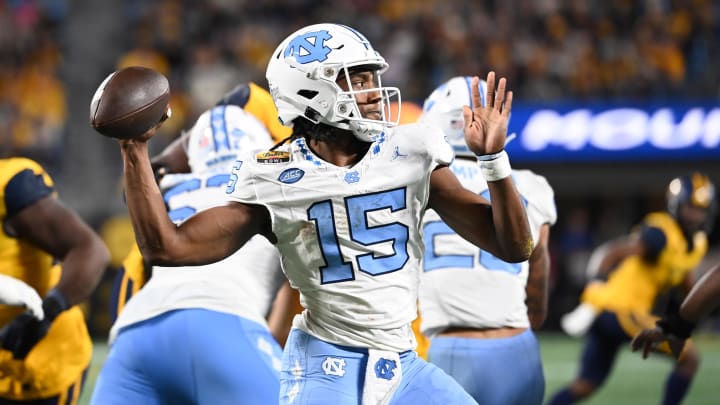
left=90, top=66, right=170, bottom=139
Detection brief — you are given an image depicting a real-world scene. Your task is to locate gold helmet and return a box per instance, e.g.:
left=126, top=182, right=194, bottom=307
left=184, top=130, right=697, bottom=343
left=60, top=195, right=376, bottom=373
left=667, top=172, right=717, bottom=233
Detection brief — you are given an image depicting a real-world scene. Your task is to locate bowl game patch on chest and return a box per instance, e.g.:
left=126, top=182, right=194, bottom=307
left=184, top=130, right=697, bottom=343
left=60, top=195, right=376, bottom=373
left=256, top=151, right=292, bottom=164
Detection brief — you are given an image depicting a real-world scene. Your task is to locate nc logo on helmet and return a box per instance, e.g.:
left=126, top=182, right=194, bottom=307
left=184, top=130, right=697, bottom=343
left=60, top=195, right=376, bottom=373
left=284, top=31, right=333, bottom=64
left=278, top=168, right=305, bottom=184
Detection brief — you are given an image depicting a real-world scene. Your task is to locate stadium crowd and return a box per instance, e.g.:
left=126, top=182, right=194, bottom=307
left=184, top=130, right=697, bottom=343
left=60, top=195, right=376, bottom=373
left=4, top=0, right=720, bottom=156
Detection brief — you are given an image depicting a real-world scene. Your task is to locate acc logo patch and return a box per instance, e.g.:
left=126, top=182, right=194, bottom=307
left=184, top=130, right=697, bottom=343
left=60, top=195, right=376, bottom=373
left=278, top=168, right=305, bottom=184
left=256, top=151, right=291, bottom=164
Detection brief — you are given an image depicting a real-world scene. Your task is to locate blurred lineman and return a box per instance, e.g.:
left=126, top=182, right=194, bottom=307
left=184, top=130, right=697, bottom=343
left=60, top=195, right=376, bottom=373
left=632, top=261, right=720, bottom=359
left=109, top=82, right=291, bottom=320
left=417, top=76, right=557, bottom=404
left=0, top=157, right=109, bottom=404
left=91, top=85, right=293, bottom=405
left=549, top=172, right=716, bottom=405
left=116, top=23, right=531, bottom=405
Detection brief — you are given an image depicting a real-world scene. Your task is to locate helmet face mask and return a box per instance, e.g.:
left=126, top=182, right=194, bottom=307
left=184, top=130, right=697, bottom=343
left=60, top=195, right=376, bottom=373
left=266, top=24, right=401, bottom=142
left=419, top=76, right=486, bottom=157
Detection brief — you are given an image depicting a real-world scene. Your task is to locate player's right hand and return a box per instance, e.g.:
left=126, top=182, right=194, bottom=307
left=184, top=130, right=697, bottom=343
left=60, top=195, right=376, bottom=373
left=630, top=327, right=686, bottom=359
left=118, top=107, right=171, bottom=145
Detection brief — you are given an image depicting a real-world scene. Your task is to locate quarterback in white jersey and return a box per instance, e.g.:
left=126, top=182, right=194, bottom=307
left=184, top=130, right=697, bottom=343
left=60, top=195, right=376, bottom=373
left=116, top=23, right=532, bottom=405
left=91, top=102, right=288, bottom=405
left=228, top=122, right=451, bottom=352
left=418, top=76, right=557, bottom=405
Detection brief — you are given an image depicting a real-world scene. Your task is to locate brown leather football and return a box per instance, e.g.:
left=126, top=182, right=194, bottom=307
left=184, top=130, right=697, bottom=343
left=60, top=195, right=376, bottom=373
left=90, top=66, right=170, bottom=139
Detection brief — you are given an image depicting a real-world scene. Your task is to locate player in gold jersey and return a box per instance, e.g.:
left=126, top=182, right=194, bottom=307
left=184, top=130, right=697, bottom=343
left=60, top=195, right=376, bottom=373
left=0, top=157, right=109, bottom=404
left=548, top=172, right=716, bottom=405
left=631, top=261, right=720, bottom=358
left=108, top=82, right=291, bottom=323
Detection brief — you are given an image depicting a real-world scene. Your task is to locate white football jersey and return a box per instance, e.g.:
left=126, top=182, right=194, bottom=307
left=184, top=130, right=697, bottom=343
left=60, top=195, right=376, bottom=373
left=226, top=123, right=453, bottom=352
left=186, top=104, right=275, bottom=173
left=419, top=162, right=557, bottom=337
left=110, top=106, right=283, bottom=344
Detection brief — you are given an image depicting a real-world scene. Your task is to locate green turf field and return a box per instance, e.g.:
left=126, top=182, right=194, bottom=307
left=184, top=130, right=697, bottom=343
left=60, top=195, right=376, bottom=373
left=78, top=333, right=720, bottom=404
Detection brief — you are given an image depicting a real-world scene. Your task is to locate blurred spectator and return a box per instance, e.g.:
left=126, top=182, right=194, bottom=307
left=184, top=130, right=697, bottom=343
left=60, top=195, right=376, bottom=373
left=110, top=0, right=720, bottom=103
left=0, top=1, right=67, bottom=171
left=186, top=43, right=239, bottom=115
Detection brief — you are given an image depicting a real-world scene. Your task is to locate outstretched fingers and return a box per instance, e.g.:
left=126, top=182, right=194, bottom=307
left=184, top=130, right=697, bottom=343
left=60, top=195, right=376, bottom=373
left=485, top=71, right=496, bottom=108
left=502, top=90, right=513, bottom=117
left=470, top=76, right=482, bottom=110
left=462, top=105, right=473, bottom=130
left=494, top=77, right=506, bottom=111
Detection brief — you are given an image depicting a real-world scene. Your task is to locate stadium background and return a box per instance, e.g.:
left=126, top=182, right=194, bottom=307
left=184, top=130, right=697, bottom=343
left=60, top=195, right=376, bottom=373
left=1, top=0, right=719, bottom=403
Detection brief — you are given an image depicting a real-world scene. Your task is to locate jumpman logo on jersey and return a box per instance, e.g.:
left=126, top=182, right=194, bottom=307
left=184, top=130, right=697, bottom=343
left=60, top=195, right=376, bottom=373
left=374, top=358, right=397, bottom=380
left=285, top=31, right=333, bottom=64
left=392, top=146, right=407, bottom=160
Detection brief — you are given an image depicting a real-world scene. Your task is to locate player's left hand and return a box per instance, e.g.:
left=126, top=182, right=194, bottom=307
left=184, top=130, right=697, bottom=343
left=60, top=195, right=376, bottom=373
left=630, top=327, right=686, bottom=359
left=0, top=290, right=67, bottom=359
left=463, top=72, right=513, bottom=156
left=0, top=311, right=51, bottom=359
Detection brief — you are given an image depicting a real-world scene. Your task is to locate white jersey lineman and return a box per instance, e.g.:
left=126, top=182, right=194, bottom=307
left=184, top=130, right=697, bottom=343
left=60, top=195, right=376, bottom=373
left=419, top=164, right=557, bottom=336
left=110, top=105, right=283, bottom=343
left=419, top=157, right=556, bottom=405
left=109, top=171, right=284, bottom=342
left=93, top=104, right=287, bottom=405
left=226, top=122, right=453, bottom=353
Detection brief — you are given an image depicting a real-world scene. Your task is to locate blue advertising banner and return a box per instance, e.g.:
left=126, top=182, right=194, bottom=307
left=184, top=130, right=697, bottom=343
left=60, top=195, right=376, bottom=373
left=505, top=102, right=720, bottom=163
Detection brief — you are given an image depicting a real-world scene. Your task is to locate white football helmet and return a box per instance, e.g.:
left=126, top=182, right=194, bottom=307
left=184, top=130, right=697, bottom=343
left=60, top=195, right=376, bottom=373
left=419, top=76, right=487, bottom=157
left=186, top=104, right=274, bottom=174
left=266, top=23, right=401, bottom=142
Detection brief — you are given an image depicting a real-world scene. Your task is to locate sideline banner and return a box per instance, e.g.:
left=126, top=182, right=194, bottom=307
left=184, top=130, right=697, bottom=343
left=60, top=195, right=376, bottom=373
left=505, top=102, right=720, bottom=163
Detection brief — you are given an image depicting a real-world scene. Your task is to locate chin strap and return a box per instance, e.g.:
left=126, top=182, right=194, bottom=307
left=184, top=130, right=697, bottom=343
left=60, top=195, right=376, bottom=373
left=348, top=120, right=385, bottom=142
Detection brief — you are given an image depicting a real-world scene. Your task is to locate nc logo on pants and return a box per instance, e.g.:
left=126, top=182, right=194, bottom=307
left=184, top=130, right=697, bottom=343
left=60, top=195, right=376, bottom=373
left=374, top=358, right=397, bottom=380
left=322, top=357, right=346, bottom=377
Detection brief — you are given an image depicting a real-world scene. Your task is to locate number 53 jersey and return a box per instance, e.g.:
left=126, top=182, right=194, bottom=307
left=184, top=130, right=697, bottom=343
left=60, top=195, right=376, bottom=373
left=226, top=123, right=453, bottom=352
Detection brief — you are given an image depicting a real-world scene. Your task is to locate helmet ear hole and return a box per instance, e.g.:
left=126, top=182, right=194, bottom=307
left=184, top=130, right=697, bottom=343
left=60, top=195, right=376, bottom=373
left=298, top=90, right=318, bottom=100
left=303, top=107, right=321, bottom=122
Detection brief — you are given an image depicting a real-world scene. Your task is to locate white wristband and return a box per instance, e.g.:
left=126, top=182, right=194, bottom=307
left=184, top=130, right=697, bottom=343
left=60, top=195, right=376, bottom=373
left=477, top=150, right=511, bottom=181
